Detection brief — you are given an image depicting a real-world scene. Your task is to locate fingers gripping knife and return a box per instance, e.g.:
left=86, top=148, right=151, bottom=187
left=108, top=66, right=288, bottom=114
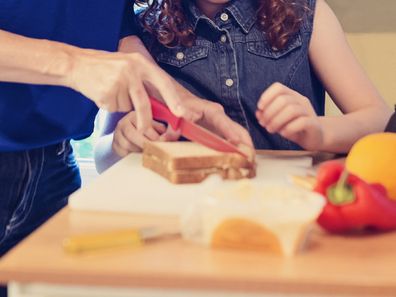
left=149, top=97, right=248, bottom=158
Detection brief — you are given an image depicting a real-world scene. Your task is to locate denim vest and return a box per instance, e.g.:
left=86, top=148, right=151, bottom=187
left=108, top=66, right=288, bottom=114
left=138, top=0, right=325, bottom=149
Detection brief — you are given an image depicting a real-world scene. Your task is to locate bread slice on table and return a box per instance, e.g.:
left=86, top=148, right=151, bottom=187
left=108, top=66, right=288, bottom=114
left=142, top=141, right=256, bottom=184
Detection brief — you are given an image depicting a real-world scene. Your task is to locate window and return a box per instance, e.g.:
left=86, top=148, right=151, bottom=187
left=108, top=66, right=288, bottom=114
left=71, top=110, right=107, bottom=184
left=71, top=111, right=106, bottom=160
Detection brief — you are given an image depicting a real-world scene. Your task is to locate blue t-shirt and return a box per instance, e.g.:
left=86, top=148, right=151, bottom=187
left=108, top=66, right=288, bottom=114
left=0, top=1, right=136, bottom=151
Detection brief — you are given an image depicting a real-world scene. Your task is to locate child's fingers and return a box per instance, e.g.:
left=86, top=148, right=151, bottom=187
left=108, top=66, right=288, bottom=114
left=120, top=120, right=158, bottom=149
left=257, top=82, right=290, bottom=111
left=120, top=126, right=146, bottom=149
left=278, top=117, right=310, bottom=143
left=143, top=127, right=162, bottom=141
left=113, top=129, right=141, bottom=155
left=265, top=104, right=306, bottom=133
left=112, top=145, right=130, bottom=158
left=256, top=94, right=292, bottom=126
left=152, top=120, right=167, bottom=134
left=159, top=126, right=181, bottom=141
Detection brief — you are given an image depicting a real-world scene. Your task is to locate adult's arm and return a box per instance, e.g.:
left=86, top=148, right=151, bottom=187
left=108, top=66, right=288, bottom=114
left=308, top=0, right=392, bottom=152
left=0, top=29, right=74, bottom=86
left=0, top=29, right=194, bottom=131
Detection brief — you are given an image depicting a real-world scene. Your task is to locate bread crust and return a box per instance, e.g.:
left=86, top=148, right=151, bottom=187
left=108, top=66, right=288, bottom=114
left=143, top=141, right=254, bottom=170
left=142, top=142, right=256, bottom=184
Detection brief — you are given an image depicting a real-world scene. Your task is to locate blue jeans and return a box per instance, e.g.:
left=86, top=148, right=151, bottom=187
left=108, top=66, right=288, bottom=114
left=0, top=141, right=81, bottom=256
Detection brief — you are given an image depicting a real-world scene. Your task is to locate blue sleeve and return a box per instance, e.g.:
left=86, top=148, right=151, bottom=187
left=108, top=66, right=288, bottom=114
left=120, top=0, right=137, bottom=39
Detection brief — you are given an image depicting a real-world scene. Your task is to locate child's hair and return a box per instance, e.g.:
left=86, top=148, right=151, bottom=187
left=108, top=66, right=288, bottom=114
left=137, top=0, right=308, bottom=50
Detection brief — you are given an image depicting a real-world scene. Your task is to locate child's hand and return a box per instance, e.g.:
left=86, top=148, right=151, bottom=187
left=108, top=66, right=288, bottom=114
left=112, top=111, right=180, bottom=157
left=256, top=83, right=324, bottom=151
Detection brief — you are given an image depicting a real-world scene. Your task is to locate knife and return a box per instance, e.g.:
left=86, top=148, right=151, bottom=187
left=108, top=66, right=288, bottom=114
left=149, top=97, right=248, bottom=158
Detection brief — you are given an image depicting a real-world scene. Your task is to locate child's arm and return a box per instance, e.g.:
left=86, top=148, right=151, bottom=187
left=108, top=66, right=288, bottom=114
left=309, top=0, right=391, bottom=150
left=256, top=0, right=391, bottom=153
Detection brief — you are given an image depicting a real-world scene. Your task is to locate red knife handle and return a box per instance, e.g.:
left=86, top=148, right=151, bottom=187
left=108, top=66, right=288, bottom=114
left=149, top=97, right=181, bottom=130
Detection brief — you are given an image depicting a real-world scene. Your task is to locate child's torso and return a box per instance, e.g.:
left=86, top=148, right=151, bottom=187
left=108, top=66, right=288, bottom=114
left=139, top=0, right=324, bottom=150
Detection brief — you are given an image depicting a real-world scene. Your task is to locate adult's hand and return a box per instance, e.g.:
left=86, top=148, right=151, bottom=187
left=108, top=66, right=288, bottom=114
left=66, top=49, right=194, bottom=132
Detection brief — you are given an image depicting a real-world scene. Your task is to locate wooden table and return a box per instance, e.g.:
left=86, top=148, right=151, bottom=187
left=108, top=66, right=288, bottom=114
left=0, top=207, right=396, bottom=297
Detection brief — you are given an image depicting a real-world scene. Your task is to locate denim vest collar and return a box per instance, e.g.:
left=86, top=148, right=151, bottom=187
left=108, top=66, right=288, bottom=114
left=188, top=0, right=257, bottom=33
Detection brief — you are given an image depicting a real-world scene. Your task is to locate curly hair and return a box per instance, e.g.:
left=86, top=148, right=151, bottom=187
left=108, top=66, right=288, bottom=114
left=137, top=0, right=308, bottom=50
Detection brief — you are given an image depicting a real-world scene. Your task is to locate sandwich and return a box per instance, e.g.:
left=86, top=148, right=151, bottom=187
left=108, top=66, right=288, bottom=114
left=142, top=141, right=256, bottom=184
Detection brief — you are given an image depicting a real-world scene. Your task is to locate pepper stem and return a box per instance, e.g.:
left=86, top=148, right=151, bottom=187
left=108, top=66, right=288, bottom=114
left=327, top=170, right=356, bottom=205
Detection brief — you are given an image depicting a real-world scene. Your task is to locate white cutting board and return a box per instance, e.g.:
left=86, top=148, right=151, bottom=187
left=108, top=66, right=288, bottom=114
left=69, top=153, right=313, bottom=216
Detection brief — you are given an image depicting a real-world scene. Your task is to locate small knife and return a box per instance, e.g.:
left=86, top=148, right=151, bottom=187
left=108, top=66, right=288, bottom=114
left=149, top=97, right=248, bottom=158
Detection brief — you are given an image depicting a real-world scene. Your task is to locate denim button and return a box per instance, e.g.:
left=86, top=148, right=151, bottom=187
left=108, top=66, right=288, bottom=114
left=220, top=13, right=229, bottom=22
left=225, top=78, right=234, bottom=87
left=220, top=35, right=227, bottom=43
left=176, top=52, right=185, bottom=60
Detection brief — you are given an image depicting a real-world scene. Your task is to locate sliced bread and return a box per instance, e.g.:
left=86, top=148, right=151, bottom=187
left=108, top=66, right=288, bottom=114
left=142, top=141, right=256, bottom=184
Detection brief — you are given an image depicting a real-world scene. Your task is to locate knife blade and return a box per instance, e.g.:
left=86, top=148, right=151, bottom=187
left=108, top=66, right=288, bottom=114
left=149, top=97, right=247, bottom=158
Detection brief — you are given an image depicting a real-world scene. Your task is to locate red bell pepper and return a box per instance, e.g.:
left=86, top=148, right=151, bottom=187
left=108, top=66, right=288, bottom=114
left=314, top=160, right=396, bottom=233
